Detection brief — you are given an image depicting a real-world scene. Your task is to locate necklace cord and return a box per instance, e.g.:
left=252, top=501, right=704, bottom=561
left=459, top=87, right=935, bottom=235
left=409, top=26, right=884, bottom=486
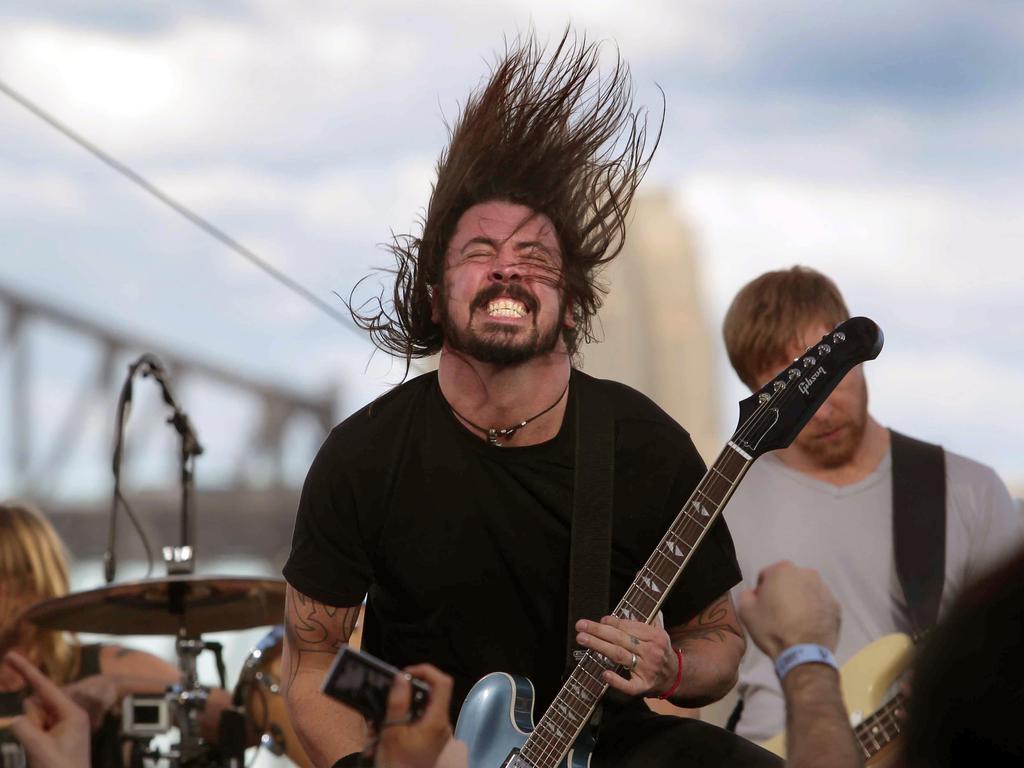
left=444, top=380, right=570, bottom=446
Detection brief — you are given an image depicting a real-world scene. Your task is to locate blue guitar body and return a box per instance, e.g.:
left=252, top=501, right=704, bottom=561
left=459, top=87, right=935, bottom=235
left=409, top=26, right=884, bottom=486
left=455, top=673, right=595, bottom=767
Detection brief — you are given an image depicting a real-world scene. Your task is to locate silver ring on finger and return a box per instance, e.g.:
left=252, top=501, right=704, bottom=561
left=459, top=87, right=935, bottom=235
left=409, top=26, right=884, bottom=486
left=629, top=652, right=638, bottom=671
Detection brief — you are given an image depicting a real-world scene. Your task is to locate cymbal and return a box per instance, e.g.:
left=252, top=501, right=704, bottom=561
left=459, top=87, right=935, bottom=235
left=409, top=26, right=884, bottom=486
left=22, top=575, right=287, bottom=636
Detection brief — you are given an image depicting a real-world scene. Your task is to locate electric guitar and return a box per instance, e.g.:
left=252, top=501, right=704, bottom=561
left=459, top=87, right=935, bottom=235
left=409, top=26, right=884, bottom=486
left=454, top=316, right=885, bottom=768
left=762, top=633, right=914, bottom=768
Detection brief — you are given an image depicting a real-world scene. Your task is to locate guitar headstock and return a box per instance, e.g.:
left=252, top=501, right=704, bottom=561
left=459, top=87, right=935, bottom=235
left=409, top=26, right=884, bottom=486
left=732, top=316, right=883, bottom=459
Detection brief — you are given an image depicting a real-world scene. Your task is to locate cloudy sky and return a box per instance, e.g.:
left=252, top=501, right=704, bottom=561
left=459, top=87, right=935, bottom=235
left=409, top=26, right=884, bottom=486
left=1, top=1, right=1022, bottom=499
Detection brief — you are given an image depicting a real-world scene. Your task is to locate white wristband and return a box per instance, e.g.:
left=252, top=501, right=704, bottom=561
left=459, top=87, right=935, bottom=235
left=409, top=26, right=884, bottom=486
left=774, top=643, right=838, bottom=681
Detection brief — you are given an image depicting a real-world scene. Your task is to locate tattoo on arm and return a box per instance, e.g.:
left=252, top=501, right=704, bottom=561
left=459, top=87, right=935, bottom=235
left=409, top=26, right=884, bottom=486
left=672, top=595, right=744, bottom=646
left=284, top=587, right=361, bottom=689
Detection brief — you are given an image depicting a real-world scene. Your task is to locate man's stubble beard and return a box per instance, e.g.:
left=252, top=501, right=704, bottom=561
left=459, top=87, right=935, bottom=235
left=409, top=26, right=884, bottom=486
left=439, top=284, right=566, bottom=366
left=796, top=378, right=869, bottom=469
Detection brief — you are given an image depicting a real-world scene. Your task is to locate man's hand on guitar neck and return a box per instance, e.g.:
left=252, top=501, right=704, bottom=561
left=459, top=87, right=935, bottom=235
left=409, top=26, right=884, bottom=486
left=575, top=591, right=746, bottom=707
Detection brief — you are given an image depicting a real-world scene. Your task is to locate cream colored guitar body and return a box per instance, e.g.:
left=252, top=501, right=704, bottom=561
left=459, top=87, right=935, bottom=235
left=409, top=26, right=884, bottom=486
left=761, top=633, right=914, bottom=767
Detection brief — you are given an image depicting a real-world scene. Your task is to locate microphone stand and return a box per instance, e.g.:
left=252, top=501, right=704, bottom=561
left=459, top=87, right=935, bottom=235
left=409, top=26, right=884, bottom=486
left=105, top=354, right=204, bottom=582
left=144, top=361, right=204, bottom=576
left=165, top=400, right=203, bottom=575
left=106, top=354, right=218, bottom=768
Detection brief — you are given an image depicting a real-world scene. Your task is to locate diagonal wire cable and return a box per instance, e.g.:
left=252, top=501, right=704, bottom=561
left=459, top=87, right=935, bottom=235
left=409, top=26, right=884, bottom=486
left=0, top=77, right=359, bottom=334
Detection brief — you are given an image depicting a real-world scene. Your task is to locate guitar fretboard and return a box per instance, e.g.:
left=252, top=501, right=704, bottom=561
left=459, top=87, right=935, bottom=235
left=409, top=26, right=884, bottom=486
left=518, top=443, right=753, bottom=768
left=855, top=692, right=904, bottom=758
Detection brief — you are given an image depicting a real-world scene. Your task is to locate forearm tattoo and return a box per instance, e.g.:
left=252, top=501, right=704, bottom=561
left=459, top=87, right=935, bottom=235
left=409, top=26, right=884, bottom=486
left=673, top=595, right=744, bottom=645
left=284, top=588, right=360, bottom=688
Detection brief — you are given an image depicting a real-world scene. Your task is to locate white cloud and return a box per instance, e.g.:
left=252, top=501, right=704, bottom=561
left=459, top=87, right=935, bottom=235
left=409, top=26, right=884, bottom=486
left=871, top=349, right=1024, bottom=483
left=148, top=156, right=436, bottom=242
left=492, top=0, right=741, bottom=65
left=0, top=162, right=86, bottom=215
left=0, top=14, right=414, bottom=157
left=299, top=157, right=435, bottom=236
left=678, top=172, right=1024, bottom=313
left=152, top=165, right=289, bottom=217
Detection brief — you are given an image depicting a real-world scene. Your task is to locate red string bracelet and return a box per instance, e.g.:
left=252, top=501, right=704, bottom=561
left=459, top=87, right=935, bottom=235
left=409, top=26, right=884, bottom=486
left=658, top=647, right=684, bottom=700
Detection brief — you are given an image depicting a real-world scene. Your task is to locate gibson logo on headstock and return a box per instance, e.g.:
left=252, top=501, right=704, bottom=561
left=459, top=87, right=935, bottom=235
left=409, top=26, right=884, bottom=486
left=798, top=366, right=826, bottom=395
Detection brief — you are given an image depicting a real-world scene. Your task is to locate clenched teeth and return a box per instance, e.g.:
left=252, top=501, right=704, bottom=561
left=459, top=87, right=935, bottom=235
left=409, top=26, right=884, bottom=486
left=487, top=299, right=527, bottom=318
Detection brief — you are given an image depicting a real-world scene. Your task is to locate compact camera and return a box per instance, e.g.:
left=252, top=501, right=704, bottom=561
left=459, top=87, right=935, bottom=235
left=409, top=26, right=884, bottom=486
left=321, top=646, right=431, bottom=725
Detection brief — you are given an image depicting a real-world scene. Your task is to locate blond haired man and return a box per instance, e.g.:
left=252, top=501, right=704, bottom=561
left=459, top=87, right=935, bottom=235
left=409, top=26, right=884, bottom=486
left=720, top=266, right=1023, bottom=743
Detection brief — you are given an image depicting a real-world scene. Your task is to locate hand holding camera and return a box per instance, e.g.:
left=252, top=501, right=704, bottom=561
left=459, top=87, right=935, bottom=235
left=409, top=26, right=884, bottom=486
left=321, top=646, right=461, bottom=768
left=375, top=664, right=455, bottom=768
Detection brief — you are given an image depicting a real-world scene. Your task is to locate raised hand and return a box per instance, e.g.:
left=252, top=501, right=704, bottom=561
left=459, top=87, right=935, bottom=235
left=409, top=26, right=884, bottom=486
left=737, top=560, right=840, bottom=659
left=5, top=650, right=90, bottom=768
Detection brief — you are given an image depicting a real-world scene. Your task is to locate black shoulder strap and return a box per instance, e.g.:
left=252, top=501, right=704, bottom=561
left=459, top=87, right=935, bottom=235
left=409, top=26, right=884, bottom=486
left=890, top=429, right=947, bottom=637
left=566, top=375, right=615, bottom=675
left=78, top=643, right=103, bottom=677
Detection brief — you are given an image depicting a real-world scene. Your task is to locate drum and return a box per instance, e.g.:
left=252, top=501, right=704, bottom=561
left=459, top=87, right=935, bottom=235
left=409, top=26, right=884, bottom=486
left=235, top=626, right=313, bottom=768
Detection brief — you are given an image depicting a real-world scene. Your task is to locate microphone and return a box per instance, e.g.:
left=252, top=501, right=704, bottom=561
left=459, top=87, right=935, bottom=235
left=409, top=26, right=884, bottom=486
left=141, top=359, right=203, bottom=458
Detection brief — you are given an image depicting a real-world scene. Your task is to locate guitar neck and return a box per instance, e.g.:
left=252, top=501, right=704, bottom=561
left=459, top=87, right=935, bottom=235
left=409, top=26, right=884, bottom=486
left=517, top=443, right=754, bottom=768
left=614, top=442, right=752, bottom=624
left=855, top=692, right=904, bottom=759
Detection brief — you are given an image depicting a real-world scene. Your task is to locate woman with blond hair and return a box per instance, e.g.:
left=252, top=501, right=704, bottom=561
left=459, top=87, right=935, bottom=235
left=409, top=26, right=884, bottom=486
left=0, top=502, right=235, bottom=766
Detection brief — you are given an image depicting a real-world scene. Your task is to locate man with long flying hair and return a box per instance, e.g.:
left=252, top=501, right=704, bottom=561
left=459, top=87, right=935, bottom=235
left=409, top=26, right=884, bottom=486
left=281, top=31, right=780, bottom=767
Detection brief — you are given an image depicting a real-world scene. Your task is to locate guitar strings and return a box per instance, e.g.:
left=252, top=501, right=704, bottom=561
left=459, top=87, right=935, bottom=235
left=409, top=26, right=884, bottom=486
left=526, top=378, right=794, bottom=766
left=524, top=395, right=784, bottom=767
left=524, top=330, right=855, bottom=768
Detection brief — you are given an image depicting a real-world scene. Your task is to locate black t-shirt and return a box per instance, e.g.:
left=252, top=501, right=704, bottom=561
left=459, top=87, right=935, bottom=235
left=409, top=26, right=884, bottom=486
left=283, top=369, right=741, bottom=720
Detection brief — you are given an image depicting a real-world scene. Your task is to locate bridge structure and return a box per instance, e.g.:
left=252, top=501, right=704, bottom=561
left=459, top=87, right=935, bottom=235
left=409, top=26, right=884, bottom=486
left=0, top=280, right=337, bottom=574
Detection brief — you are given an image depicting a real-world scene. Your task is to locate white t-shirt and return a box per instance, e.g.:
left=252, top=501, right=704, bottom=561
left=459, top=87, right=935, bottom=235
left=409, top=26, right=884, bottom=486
left=726, top=441, right=1024, bottom=743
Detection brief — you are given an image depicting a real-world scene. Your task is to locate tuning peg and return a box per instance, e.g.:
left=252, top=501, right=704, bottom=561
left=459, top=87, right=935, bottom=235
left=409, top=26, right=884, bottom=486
left=787, top=368, right=801, bottom=381
left=758, top=393, right=771, bottom=404
left=832, top=331, right=846, bottom=343
left=773, top=381, right=786, bottom=392
left=802, top=356, right=817, bottom=368
left=816, top=343, right=831, bottom=356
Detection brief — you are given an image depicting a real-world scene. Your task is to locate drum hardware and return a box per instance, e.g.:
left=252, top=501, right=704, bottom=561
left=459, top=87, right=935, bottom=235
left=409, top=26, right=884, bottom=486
left=17, top=355, right=293, bottom=766
left=22, top=576, right=288, bottom=766
left=21, top=575, right=287, bottom=637
left=234, top=625, right=313, bottom=768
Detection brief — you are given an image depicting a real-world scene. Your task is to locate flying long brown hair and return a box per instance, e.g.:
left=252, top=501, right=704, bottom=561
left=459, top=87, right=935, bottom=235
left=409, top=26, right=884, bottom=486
left=350, top=29, right=662, bottom=366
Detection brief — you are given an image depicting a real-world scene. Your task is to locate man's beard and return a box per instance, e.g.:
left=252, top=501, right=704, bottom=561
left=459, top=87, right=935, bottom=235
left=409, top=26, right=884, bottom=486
left=795, top=380, right=869, bottom=469
left=440, top=283, right=564, bottom=366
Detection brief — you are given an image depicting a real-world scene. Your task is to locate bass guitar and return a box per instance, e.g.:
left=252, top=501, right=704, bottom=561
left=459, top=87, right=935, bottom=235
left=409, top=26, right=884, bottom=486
left=454, top=316, right=885, bottom=768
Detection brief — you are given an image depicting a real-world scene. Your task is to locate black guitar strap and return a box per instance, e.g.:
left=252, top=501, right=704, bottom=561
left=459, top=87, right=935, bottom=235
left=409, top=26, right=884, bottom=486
left=890, top=429, right=947, bottom=638
left=565, top=376, right=615, bottom=677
